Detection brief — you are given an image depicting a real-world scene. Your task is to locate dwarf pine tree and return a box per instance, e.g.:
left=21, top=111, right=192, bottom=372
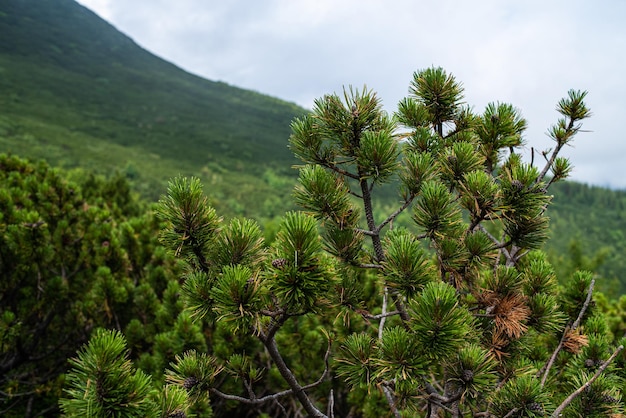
left=0, top=155, right=147, bottom=417
left=60, top=68, right=625, bottom=417
left=0, top=154, right=195, bottom=417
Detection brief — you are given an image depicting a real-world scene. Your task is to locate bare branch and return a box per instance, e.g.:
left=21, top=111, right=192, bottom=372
left=540, top=279, right=595, bottom=387
left=551, top=345, right=624, bottom=418
left=379, top=287, right=389, bottom=340
left=381, top=383, right=402, bottom=418
left=572, top=278, right=595, bottom=331
left=376, top=196, right=415, bottom=233
left=364, top=310, right=400, bottom=320
left=358, top=263, right=383, bottom=269
left=327, top=389, right=334, bottom=418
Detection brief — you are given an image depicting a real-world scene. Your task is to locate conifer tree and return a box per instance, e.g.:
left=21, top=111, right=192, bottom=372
left=61, top=68, right=625, bottom=417
left=0, top=155, right=187, bottom=417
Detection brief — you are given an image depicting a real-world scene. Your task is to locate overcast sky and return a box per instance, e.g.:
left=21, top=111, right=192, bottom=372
left=76, top=0, right=626, bottom=189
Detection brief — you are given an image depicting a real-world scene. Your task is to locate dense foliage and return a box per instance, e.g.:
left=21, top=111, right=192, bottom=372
left=0, top=154, right=191, bottom=416
left=3, top=2, right=626, bottom=417
left=58, top=68, right=626, bottom=418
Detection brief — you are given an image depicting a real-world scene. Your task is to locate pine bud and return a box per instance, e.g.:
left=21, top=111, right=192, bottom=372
left=272, top=258, right=288, bottom=269
left=168, top=410, right=187, bottom=418
left=600, top=394, right=619, bottom=404
left=584, top=358, right=595, bottom=368
left=461, top=369, right=474, bottom=383
left=183, top=376, right=199, bottom=390
left=511, top=180, right=524, bottom=191
left=526, top=402, right=543, bottom=413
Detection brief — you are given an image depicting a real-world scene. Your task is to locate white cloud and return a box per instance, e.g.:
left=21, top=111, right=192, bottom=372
left=76, top=0, right=626, bottom=188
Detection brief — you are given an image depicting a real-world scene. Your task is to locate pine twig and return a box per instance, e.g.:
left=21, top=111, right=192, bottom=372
left=379, top=287, right=389, bottom=340
left=551, top=344, right=624, bottom=418
left=539, top=279, right=595, bottom=387
left=358, top=263, right=383, bottom=269
left=381, top=383, right=402, bottom=418
left=376, top=196, right=415, bottom=233
left=502, top=407, right=520, bottom=418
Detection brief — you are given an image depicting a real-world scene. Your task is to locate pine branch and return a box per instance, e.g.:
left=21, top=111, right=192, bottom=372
left=376, top=196, right=416, bottom=233
left=423, top=379, right=446, bottom=418
left=210, top=337, right=333, bottom=410
left=322, top=161, right=359, bottom=180
left=259, top=308, right=285, bottom=318
left=477, top=224, right=512, bottom=262
left=355, top=228, right=377, bottom=237
left=358, top=263, right=383, bottom=269
left=381, top=382, right=402, bottom=418
left=210, top=387, right=296, bottom=405
left=363, top=310, right=400, bottom=320
left=539, top=279, right=595, bottom=386
left=536, top=117, right=575, bottom=186
left=356, top=168, right=411, bottom=324
left=551, top=344, right=624, bottom=418
left=502, top=407, right=520, bottom=418
left=261, top=334, right=327, bottom=417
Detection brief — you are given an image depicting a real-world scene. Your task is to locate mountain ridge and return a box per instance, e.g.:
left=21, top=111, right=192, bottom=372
left=0, top=0, right=305, bottom=212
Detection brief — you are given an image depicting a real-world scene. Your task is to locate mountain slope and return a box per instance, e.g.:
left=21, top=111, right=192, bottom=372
left=0, top=0, right=305, bottom=214
left=2, top=1, right=626, bottom=294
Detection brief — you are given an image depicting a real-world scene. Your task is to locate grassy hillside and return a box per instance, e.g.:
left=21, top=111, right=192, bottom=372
left=0, top=0, right=305, bottom=218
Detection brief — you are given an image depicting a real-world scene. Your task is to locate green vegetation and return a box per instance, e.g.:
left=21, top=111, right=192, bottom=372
left=58, top=68, right=626, bottom=417
left=0, top=0, right=304, bottom=220
left=3, top=1, right=626, bottom=415
left=0, top=154, right=183, bottom=415
left=547, top=182, right=626, bottom=293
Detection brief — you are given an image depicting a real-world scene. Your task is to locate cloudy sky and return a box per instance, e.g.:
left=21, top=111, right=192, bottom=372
left=76, top=0, right=626, bottom=188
